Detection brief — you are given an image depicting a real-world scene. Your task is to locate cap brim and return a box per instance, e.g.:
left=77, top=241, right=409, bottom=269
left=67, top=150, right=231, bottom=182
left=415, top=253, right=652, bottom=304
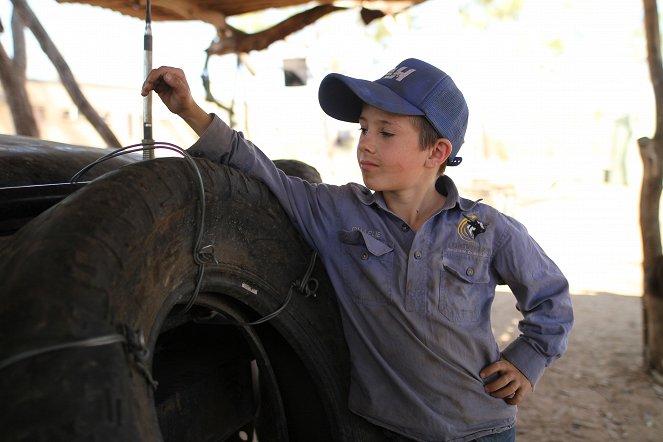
left=318, top=73, right=424, bottom=123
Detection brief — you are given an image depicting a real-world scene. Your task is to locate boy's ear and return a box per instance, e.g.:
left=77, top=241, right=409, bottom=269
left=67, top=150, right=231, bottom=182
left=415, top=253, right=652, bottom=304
left=427, top=138, right=453, bottom=167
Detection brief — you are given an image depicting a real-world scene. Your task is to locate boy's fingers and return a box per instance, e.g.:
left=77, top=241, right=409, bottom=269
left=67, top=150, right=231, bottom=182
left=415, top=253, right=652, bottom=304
left=479, top=359, right=503, bottom=379
left=486, top=372, right=531, bottom=404
left=509, top=381, right=532, bottom=404
left=505, top=389, right=527, bottom=405
left=479, top=367, right=495, bottom=379
left=487, top=380, right=519, bottom=398
left=481, top=358, right=532, bottom=404
left=484, top=372, right=518, bottom=395
left=141, top=71, right=160, bottom=95
left=141, top=67, right=182, bottom=95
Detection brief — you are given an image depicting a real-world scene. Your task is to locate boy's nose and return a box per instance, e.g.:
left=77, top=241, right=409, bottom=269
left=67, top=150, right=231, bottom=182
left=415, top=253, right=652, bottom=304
left=358, top=138, right=375, bottom=153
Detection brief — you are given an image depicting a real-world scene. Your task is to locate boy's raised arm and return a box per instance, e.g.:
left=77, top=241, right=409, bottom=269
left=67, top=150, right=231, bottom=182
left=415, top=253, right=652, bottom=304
left=141, top=66, right=213, bottom=137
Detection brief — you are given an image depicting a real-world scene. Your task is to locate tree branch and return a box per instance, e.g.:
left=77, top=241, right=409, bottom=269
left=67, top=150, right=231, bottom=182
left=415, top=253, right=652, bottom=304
left=11, top=4, right=27, bottom=79
left=207, top=4, right=345, bottom=56
left=0, top=41, right=39, bottom=137
left=12, top=0, right=121, bottom=147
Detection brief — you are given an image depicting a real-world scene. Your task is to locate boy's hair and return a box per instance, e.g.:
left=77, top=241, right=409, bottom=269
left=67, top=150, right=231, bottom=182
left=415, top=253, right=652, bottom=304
left=318, top=58, right=468, bottom=166
left=410, top=115, right=447, bottom=175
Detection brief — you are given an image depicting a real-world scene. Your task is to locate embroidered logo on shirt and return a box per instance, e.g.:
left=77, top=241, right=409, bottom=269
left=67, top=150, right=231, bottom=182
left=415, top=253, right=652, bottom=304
left=351, top=226, right=383, bottom=239
left=458, top=214, right=487, bottom=241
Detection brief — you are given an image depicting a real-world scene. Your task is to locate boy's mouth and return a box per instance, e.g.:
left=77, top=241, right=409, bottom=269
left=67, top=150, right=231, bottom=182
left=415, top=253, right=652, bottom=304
left=359, top=160, right=378, bottom=170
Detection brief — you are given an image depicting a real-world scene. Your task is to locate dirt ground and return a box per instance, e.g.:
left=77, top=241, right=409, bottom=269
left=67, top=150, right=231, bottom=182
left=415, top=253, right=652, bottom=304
left=483, top=177, right=663, bottom=442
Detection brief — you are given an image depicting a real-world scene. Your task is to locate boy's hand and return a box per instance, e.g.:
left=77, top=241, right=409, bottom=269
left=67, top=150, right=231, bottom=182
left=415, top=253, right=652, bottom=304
left=142, top=66, right=194, bottom=115
left=141, top=66, right=212, bottom=135
left=480, top=357, right=532, bottom=405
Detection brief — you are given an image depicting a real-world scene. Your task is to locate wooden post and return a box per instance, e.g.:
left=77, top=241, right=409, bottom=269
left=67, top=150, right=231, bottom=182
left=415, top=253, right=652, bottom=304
left=640, top=0, right=663, bottom=378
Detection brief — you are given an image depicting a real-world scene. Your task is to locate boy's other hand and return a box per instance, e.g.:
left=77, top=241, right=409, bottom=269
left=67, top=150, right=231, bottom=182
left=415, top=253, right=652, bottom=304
left=480, top=357, right=532, bottom=406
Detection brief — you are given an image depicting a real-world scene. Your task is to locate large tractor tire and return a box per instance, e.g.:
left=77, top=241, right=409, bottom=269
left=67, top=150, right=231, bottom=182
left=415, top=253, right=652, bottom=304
left=0, top=134, right=139, bottom=187
left=0, top=157, right=383, bottom=442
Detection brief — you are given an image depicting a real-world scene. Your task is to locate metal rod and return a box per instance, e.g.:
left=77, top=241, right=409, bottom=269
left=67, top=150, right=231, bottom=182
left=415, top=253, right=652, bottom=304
left=142, top=0, right=154, bottom=159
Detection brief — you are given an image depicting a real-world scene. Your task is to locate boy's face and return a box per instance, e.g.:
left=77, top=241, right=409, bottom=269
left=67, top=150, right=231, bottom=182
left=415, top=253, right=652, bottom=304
left=357, top=104, right=438, bottom=192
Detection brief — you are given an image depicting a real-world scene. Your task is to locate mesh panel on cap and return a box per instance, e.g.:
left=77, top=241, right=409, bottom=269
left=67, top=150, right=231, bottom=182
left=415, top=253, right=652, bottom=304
left=419, top=78, right=469, bottom=157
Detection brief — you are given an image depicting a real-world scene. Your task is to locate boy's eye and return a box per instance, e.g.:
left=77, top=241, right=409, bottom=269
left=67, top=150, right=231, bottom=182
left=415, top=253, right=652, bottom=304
left=358, top=127, right=394, bottom=137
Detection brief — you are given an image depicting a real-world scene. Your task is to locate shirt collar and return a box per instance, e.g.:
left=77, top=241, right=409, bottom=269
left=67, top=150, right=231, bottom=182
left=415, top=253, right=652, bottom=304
left=351, top=176, right=475, bottom=212
left=352, top=183, right=380, bottom=206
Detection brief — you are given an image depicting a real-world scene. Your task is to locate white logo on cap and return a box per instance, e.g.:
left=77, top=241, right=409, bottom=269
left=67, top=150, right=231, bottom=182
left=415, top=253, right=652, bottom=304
left=383, top=67, right=416, bottom=82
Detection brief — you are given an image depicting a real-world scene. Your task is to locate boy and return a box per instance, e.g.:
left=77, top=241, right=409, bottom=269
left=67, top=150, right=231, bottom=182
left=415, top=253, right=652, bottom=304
left=142, top=59, right=573, bottom=442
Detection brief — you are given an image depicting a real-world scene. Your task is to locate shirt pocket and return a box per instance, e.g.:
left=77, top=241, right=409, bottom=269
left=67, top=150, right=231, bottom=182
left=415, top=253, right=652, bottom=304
left=338, top=229, right=394, bottom=305
left=438, top=249, right=490, bottom=322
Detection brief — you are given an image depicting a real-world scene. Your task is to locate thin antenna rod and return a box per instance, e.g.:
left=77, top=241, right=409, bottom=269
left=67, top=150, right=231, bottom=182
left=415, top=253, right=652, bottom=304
left=142, top=0, right=154, bottom=159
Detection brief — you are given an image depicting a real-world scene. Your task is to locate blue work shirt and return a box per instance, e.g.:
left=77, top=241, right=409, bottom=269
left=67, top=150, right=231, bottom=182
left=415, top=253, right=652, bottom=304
left=189, top=116, right=573, bottom=442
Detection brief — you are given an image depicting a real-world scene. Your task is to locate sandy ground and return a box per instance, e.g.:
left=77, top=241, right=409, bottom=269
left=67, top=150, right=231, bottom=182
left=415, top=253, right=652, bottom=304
left=492, top=292, right=662, bottom=441
left=483, top=177, right=663, bottom=441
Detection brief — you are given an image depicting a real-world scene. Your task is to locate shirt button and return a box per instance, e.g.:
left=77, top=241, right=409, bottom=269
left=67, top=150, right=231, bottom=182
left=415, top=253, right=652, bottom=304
left=361, top=251, right=369, bottom=260
left=401, top=223, right=410, bottom=232
left=466, top=267, right=475, bottom=276
left=414, top=251, right=422, bottom=259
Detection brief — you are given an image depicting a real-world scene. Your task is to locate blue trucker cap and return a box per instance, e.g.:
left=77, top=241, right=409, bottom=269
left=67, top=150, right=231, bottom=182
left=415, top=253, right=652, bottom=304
left=318, top=58, right=469, bottom=166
